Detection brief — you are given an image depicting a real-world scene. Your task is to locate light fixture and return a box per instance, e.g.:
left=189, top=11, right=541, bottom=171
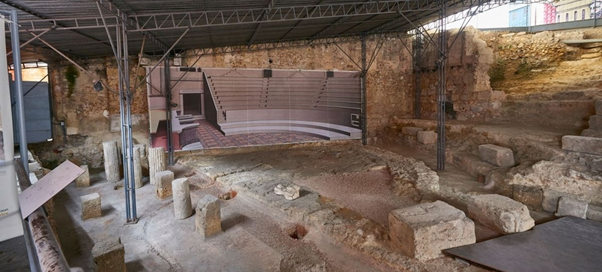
left=93, top=80, right=104, bottom=92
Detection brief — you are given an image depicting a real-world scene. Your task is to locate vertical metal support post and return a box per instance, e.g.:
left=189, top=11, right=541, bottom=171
left=116, top=24, right=132, bottom=221
left=164, top=56, right=174, bottom=165
left=413, top=32, right=422, bottom=119
left=122, top=17, right=137, bottom=222
left=10, top=10, right=28, bottom=173
left=436, top=1, right=447, bottom=171
left=360, top=35, right=367, bottom=145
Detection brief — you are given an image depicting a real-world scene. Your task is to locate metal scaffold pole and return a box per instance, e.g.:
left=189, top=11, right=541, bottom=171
left=360, top=35, right=367, bottom=145
left=436, top=0, right=447, bottom=171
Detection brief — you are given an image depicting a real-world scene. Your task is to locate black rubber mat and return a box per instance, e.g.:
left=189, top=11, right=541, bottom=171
left=0, top=235, right=29, bottom=272
left=444, top=217, right=602, bottom=272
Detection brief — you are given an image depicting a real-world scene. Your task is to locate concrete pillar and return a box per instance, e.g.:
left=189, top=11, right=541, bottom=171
left=133, top=145, right=143, bottom=189
left=81, top=193, right=101, bottom=220
left=155, top=170, right=174, bottom=199
left=195, top=195, right=222, bottom=238
left=148, top=147, right=166, bottom=185
left=172, top=178, right=192, bottom=219
left=102, top=141, right=120, bottom=182
left=75, top=165, right=90, bottom=187
left=91, top=237, right=126, bottom=272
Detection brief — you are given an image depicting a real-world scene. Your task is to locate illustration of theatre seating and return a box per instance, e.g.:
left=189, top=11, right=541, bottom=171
left=203, top=69, right=362, bottom=140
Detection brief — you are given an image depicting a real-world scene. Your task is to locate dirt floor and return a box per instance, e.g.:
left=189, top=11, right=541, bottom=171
left=50, top=142, right=494, bottom=272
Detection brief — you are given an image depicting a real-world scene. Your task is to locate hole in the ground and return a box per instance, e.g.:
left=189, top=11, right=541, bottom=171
left=219, top=190, right=237, bottom=200
left=287, top=224, right=308, bottom=240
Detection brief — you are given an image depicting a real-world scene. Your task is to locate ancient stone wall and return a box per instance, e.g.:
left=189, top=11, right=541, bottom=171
left=417, top=27, right=504, bottom=121
left=32, top=58, right=149, bottom=168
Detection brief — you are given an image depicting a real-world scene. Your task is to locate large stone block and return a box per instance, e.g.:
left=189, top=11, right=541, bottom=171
left=389, top=201, right=475, bottom=261
left=596, top=100, right=602, bottom=115
left=417, top=131, right=437, bottom=144
left=588, top=115, right=602, bottom=131
left=562, top=135, right=602, bottom=156
left=581, top=129, right=602, bottom=138
left=81, top=193, right=101, bottom=220
left=512, top=185, right=543, bottom=211
left=555, top=196, right=588, bottom=218
left=542, top=189, right=563, bottom=213
left=195, top=195, right=222, bottom=239
left=587, top=204, right=602, bottom=222
left=478, top=144, right=515, bottom=167
left=467, top=194, right=534, bottom=234
left=92, top=237, right=126, bottom=272
left=401, top=126, right=423, bottom=136
left=155, top=170, right=174, bottom=199
left=75, top=165, right=90, bottom=187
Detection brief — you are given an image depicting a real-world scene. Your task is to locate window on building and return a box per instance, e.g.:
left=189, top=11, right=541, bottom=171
left=557, top=14, right=561, bottom=22
left=583, top=9, right=586, bottom=20
left=566, top=13, right=569, bottom=21
left=574, top=11, right=578, bottom=21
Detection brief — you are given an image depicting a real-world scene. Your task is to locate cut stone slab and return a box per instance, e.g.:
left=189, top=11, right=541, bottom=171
left=562, top=135, right=602, bottom=156
left=155, top=170, right=174, bottom=199
left=75, top=165, right=90, bottom=187
left=91, top=236, right=126, bottom=272
left=542, top=190, right=563, bottom=213
left=81, top=193, right=101, bottom=220
left=416, top=131, right=437, bottom=144
left=467, top=194, right=534, bottom=234
left=401, top=126, right=423, bottom=136
left=195, top=195, right=222, bottom=239
left=555, top=196, right=588, bottom=218
left=587, top=204, right=602, bottom=222
left=389, top=200, right=476, bottom=261
left=588, top=115, right=602, bottom=131
left=478, top=144, right=515, bottom=167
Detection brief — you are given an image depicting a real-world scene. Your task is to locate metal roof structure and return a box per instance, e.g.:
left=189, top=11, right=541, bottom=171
left=0, top=0, right=513, bottom=63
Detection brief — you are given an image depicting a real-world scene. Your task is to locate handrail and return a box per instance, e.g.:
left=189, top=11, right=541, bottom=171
left=14, top=158, right=71, bottom=272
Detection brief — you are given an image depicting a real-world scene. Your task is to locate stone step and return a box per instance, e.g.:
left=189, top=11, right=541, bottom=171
left=587, top=115, right=602, bottom=131
left=562, top=135, right=602, bottom=156
left=446, top=150, right=497, bottom=178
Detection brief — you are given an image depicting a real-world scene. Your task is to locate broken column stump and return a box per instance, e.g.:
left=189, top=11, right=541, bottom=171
left=102, top=141, right=120, bottom=182
left=555, top=196, right=588, bottom=218
left=148, top=147, right=166, bottom=185
left=91, top=237, right=126, bottom=272
left=478, top=144, right=515, bottom=167
left=468, top=194, right=534, bottom=234
left=75, top=165, right=90, bottom=187
left=81, top=193, right=101, bottom=220
left=155, top=170, right=174, bottom=199
left=389, top=200, right=476, bottom=261
left=133, top=145, right=143, bottom=189
left=417, top=131, right=437, bottom=144
left=195, top=195, right=222, bottom=238
left=172, top=178, right=192, bottom=219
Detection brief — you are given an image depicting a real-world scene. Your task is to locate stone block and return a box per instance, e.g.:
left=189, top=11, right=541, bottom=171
left=562, top=136, right=602, bottom=156
left=478, top=144, right=515, bottom=167
left=581, top=129, right=602, bottom=138
left=92, top=237, right=126, bottom=272
left=588, top=115, right=602, bottom=131
left=542, top=190, right=563, bottom=213
left=75, top=165, right=90, bottom=187
left=389, top=201, right=475, bottom=261
left=555, top=196, right=588, bottom=218
left=596, top=100, right=602, bottom=115
left=586, top=204, right=602, bottom=222
left=155, top=170, right=174, bottom=199
left=468, top=194, right=534, bottom=234
left=81, top=193, right=101, bottom=220
left=401, top=126, right=423, bottom=136
left=512, top=185, right=543, bottom=211
left=195, top=195, right=222, bottom=239
left=416, top=131, right=437, bottom=144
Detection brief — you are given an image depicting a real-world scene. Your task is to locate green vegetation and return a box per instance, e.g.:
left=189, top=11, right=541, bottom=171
left=65, top=65, right=79, bottom=97
left=514, top=59, right=532, bottom=78
left=489, top=58, right=506, bottom=83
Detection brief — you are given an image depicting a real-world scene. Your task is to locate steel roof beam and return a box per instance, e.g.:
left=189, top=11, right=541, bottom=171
left=247, top=0, right=277, bottom=46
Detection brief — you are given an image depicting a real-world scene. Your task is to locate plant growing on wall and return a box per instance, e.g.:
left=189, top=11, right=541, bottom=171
left=65, top=65, right=79, bottom=97
left=489, top=58, right=506, bottom=83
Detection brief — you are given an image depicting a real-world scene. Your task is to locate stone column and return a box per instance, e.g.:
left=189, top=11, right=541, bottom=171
left=102, top=141, right=120, bottom=182
left=172, top=178, right=192, bottom=219
left=75, top=165, right=90, bottom=187
left=133, top=146, right=143, bottom=189
left=148, top=147, right=166, bottom=185
left=155, top=170, right=174, bottom=199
